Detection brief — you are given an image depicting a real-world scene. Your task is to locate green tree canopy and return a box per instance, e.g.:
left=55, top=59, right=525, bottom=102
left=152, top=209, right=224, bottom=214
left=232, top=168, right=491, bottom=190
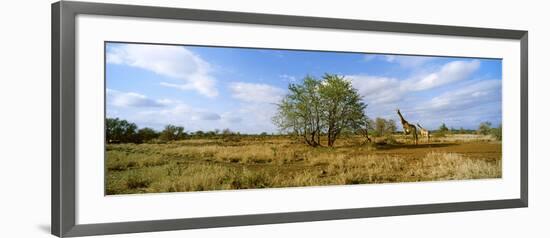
left=478, top=121, right=492, bottom=135
left=137, top=127, right=158, bottom=142
left=439, top=123, right=449, bottom=132
left=159, top=124, right=185, bottom=141
left=273, top=75, right=323, bottom=146
left=319, top=74, right=367, bottom=146
left=274, top=74, right=367, bottom=147
left=374, top=117, right=396, bottom=136
left=491, top=124, right=502, bottom=141
left=106, top=118, right=138, bottom=143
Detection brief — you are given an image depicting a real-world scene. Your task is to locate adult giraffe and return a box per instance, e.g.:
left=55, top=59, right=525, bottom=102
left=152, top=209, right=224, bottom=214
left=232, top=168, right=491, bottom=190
left=396, top=109, right=418, bottom=145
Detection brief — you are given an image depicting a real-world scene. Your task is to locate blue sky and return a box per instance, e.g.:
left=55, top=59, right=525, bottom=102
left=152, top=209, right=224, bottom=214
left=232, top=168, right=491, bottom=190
left=106, top=42, right=502, bottom=133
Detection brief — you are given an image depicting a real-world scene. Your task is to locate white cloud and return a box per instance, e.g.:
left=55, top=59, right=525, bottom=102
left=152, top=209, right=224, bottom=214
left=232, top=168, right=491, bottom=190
left=107, top=44, right=218, bottom=97
left=106, top=89, right=169, bottom=108
left=127, top=103, right=226, bottom=132
left=106, top=89, right=224, bottom=131
left=234, top=103, right=279, bottom=133
left=363, top=54, right=435, bottom=68
left=384, top=55, right=435, bottom=68
left=160, top=80, right=216, bottom=98
left=191, top=111, right=221, bottom=121
left=221, top=113, right=243, bottom=123
left=279, top=74, right=297, bottom=83
left=141, top=104, right=221, bottom=122
left=347, top=59, right=497, bottom=129
left=407, top=60, right=480, bottom=91
left=229, top=82, right=285, bottom=104
left=106, top=85, right=279, bottom=133
left=133, top=103, right=275, bottom=133
left=363, top=55, right=377, bottom=62
left=349, top=75, right=402, bottom=104
left=350, top=60, right=481, bottom=104
left=408, top=79, right=502, bottom=130
left=223, top=82, right=286, bottom=133
left=423, top=79, right=501, bottom=112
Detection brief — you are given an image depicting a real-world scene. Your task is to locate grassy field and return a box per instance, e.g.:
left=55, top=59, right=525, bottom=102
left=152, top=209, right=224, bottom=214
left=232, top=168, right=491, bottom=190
left=106, top=134, right=501, bottom=195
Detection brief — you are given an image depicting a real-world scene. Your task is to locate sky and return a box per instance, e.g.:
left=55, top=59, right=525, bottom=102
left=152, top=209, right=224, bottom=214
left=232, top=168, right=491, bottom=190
left=106, top=42, right=502, bottom=134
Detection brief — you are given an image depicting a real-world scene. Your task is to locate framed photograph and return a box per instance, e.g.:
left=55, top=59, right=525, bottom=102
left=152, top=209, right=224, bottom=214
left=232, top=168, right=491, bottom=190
left=52, top=1, right=528, bottom=237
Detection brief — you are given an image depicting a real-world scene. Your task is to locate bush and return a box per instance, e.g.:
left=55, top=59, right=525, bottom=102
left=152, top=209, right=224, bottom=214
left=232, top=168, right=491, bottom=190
left=491, top=125, right=502, bottom=141
left=159, top=125, right=186, bottom=141
left=478, top=121, right=492, bottom=135
left=221, top=128, right=241, bottom=142
left=438, top=123, right=449, bottom=133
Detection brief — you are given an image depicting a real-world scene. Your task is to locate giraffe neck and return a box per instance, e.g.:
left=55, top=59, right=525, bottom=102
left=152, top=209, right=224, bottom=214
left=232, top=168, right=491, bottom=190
left=397, top=111, right=408, bottom=125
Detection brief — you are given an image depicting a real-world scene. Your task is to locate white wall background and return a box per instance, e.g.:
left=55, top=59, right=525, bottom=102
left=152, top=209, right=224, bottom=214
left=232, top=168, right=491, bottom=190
left=0, top=0, right=546, bottom=237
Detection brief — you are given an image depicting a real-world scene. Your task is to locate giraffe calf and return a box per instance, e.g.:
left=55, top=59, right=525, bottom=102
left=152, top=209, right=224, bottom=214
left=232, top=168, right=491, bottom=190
left=416, top=123, right=430, bottom=142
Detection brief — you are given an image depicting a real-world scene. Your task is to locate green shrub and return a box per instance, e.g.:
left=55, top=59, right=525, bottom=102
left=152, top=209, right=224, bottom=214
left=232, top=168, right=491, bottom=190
left=491, top=125, right=502, bottom=141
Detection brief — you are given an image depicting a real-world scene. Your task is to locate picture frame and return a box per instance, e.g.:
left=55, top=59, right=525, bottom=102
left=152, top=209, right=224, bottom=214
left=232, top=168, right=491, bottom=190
left=52, top=1, right=528, bottom=237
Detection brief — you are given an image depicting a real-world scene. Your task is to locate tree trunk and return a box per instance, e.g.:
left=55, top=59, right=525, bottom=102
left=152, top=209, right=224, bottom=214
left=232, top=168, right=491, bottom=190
left=327, top=132, right=336, bottom=147
left=304, top=131, right=319, bottom=147
left=327, top=127, right=333, bottom=147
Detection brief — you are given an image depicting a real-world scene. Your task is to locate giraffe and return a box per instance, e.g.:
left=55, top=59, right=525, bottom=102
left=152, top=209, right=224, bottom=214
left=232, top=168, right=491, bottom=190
left=396, top=109, right=418, bottom=145
left=416, top=123, right=430, bottom=142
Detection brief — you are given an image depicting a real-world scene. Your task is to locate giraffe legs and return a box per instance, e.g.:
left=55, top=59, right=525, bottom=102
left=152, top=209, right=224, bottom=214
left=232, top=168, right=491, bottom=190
left=412, top=126, right=418, bottom=145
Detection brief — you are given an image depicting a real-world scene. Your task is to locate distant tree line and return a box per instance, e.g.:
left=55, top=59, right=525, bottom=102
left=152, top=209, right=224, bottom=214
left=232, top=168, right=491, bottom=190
left=106, top=118, right=246, bottom=144
left=427, top=121, right=501, bottom=141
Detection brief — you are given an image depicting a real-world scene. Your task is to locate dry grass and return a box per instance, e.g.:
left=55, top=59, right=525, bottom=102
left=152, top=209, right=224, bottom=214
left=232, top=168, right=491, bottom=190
left=406, top=152, right=501, bottom=180
left=106, top=134, right=501, bottom=195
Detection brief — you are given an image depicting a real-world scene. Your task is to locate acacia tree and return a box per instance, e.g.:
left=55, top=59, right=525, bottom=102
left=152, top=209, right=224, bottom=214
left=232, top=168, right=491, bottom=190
left=374, top=117, right=396, bottom=136
left=478, top=121, right=492, bottom=135
left=159, top=124, right=185, bottom=141
left=374, top=117, right=387, bottom=136
left=355, top=117, right=373, bottom=143
left=319, top=74, right=367, bottom=146
left=439, top=123, right=449, bottom=133
left=273, top=76, right=323, bottom=146
left=387, top=119, right=397, bottom=134
left=274, top=74, right=367, bottom=147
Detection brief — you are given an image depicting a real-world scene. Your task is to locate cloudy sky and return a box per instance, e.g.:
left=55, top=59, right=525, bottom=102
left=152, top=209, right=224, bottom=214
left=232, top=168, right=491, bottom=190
left=106, top=42, right=502, bottom=133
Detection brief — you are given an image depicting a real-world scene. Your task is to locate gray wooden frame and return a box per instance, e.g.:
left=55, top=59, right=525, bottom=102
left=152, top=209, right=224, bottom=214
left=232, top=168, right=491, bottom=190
left=52, top=1, right=528, bottom=237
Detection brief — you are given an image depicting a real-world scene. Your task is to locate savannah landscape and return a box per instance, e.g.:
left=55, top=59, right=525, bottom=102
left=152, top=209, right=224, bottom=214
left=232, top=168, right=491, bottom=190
left=106, top=43, right=502, bottom=195
left=106, top=80, right=502, bottom=195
